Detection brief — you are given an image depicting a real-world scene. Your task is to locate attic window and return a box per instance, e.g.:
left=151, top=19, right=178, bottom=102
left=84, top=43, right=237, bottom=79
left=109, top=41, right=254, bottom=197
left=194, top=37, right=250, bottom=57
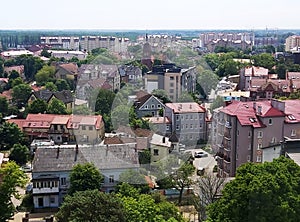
left=249, top=117, right=257, bottom=123
left=288, top=115, right=296, bottom=120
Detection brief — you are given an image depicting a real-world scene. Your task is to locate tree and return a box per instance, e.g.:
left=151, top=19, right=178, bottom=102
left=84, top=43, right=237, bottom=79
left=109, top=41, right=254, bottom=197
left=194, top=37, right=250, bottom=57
left=40, top=49, right=51, bottom=58
left=94, top=89, right=116, bottom=115
left=172, top=162, right=195, bottom=204
left=0, top=96, right=8, bottom=115
left=35, top=65, right=55, bottom=86
left=252, top=53, right=276, bottom=70
left=119, top=169, right=150, bottom=194
left=152, top=89, right=172, bottom=103
left=45, top=82, right=58, bottom=92
left=56, top=190, right=125, bottom=222
left=197, top=70, right=219, bottom=97
left=12, top=83, right=32, bottom=107
left=72, top=105, right=91, bottom=115
left=194, top=173, right=226, bottom=220
left=55, top=79, right=70, bottom=91
left=0, top=161, right=28, bottom=221
left=10, top=77, right=23, bottom=88
left=177, top=91, right=194, bottom=102
left=207, top=157, right=300, bottom=222
left=9, top=143, right=30, bottom=166
left=210, top=95, right=224, bottom=112
left=69, top=163, right=104, bottom=195
left=27, top=99, right=48, bottom=114
left=47, top=98, right=67, bottom=114
left=0, top=122, right=25, bottom=150
left=15, top=54, right=44, bottom=80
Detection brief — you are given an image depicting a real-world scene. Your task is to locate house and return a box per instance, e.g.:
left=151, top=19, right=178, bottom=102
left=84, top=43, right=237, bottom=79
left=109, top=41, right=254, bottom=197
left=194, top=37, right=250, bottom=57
left=31, top=144, right=139, bottom=209
left=239, top=66, right=269, bottom=91
left=75, top=78, right=112, bottom=100
left=144, top=63, right=196, bottom=101
left=165, top=102, right=207, bottom=144
left=78, top=64, right=120, bottom=92
left=118, top=65, right=142, bottom=85
left=8, top=114, right=105, bottom=144
left=28, top=89, right=74, bottom=110
left=144, top=116, right=171, bottom=136
left=213, top=99, right=300, bottom=177
left=55, top=63, right=78, bottom=81
left=150, top=134, right=179, bottom=162
left=134, top=94, right=165, bottom=118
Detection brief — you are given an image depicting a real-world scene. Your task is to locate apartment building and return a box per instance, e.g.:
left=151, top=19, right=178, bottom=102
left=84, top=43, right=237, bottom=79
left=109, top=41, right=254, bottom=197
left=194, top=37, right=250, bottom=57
left=213, top=99, right=300, bottom=177
left=165, top=102, right=207, bottom=144
left=40, top=36, right=80, bottom=50
left=8, top=114, right=105, bottom=144
left=31, top=144, right=139, bottom=209
left=80, top=36, right=130, bottom=53
left=144, top=63, right=196, bottom=101
left=285, top=35, right=300, bottom=52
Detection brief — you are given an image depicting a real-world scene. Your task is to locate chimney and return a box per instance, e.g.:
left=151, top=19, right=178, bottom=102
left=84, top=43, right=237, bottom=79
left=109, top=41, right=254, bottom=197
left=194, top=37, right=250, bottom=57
left=74, top=144, right=78, bottom=161
left=257, top=105, right=262, bottom=115
left=253, top=102, right=256, bottom=110
left=162, top=137, right=166, bottom=143
left=56, top=145, right=60, bottom=159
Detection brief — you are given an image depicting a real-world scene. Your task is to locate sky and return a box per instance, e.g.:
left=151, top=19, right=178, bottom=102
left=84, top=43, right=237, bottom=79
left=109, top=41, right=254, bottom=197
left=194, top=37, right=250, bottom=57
left=0, top=0, right=299, bottom=30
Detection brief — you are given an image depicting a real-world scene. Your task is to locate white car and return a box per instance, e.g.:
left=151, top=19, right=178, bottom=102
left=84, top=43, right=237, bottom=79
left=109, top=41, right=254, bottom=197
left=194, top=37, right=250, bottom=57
left=194, top=151, right=208, bottom=158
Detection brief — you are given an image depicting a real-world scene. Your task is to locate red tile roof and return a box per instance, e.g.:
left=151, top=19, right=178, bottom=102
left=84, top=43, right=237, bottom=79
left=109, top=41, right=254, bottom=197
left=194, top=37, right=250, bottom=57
left=166, top=102, right=206, bottom=113
left=284, top=100, right=300, bottom=123
left=221, top=100, right=285, bottom=128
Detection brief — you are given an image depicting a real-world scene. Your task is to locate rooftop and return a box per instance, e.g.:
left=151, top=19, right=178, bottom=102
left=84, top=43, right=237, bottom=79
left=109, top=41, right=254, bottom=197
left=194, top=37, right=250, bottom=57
left=166, top=102, right=206, bottom=113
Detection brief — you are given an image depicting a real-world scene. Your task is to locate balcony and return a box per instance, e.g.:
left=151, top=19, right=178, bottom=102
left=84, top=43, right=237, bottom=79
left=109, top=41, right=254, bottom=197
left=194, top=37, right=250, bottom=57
left=33, top=186, right=59, bottom=194
left=225, top=121, right=232, bottom=129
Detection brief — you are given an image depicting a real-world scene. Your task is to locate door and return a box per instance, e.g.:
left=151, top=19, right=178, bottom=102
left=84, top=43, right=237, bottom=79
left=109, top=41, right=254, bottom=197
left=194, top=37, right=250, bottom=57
left=38, top=197, right=44, bottom=207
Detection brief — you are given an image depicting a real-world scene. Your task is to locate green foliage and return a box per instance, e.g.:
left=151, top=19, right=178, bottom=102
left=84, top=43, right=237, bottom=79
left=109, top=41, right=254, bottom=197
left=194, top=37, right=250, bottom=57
left=0, top=96, right=8, bottom=115
left=9, top=143, right=30, bottom=166
left=197, top=70, right=219, bottom=96
left=35, top=65, right=55, bottom=86
left=10, top=77, right=23, bottom=88
left=12, top=83, right=32, bottom=107
left=55, top=79, right=70, bottom=91
left=45, top=82, right=58, bottom=92
left=56, top=190, right=125, bottom=222
left=27, top=99, right=48, bottom=114
left=210, top=95, right=224, bottom=111
left=207, top=157, right=300, bottom=222
left=94, top=89, right=116, bottom=115
left=47, top=98, right=67, bottom=114
left=8, top=70, right=20, bottom=80
left=69, top=163, right=104, bottom=195
left=72, top=105, right=91, bottom=115
left=0, top=161, right=28, bottom=221
left=15, top=55, right=44, bottom=80
left=177, top=92, right=194, bottom=102
left=152, top=89, right=172, bottom=103
left=0, top=122, right=25, bottom=150
left=40, top=49, right=51, bottom=58
left=138, top=149, right=151, bottom=165
left=252, top=53, right=276, bottom=70
left=119, top=169, right=150, bottom=194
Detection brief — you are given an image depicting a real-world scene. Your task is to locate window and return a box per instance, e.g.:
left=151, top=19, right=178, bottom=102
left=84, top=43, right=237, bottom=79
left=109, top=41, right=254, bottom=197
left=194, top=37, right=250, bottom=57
left=154, top=149, right=159, bottom=156
left=144, top=105, right=148, bottom=109
left=291, top=129, right=296, bottom=136
left=257, top=143, right=262, bottom=150
left=248, top=143, right=251, bottom=150
left=186, top=124, right=188, bottom=129
left=247, top=155, right=251, bottom=162
left=271, top=137, right=276, bottom=143
left=89, top=126, right=93, bottom=130
left=237, top=130, right=240, bottom=136
left=256, top=155, right=262, bottom=163
left=190, top=135, right=193, bottom=139
left=186, top=115, right=188, bottom=119
left=190, top=115, right=193, bottom=120
left=157, top=104, right=161, bottom=108
left=176, top=115, right=179, bottom=120
left=151, top=104, right=155, bottom=109
left=190, top=124, right=193, bottom=129
left=169, top=89, right=174, bottom=93
left=50, top=197, right=55, bottom=204
left=61, top=177, right=66, bottom=186
left=176, top=125, right=179, bottom=130
left=82, top=125, right=86, bottom=130
left=195, top=115, right=197, bottom=120
left=257, top=131, right=263, bottom=138
left=166, top=125, right=170, bottom=131
left=199, top=123, right=202, bottom=128
left=109, top=175, right=114, bottom=183
left=170, top=76, right=174, bottom=80
left=268, top=118, right=272, bottom=125
left=170, top=82, right=174, bottom=87
left=248, top=131, right=252, bottom=138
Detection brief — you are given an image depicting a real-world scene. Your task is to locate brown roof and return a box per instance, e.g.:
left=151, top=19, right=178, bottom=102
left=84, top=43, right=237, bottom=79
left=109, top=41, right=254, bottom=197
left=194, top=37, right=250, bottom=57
left=165, top=102, right=206, bottom=113
left=58, top=63, right=78, bottom=74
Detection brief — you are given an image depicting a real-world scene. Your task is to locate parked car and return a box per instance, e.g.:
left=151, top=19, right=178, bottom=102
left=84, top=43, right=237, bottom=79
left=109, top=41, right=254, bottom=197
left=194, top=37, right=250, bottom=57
left=194, top=151, right=208, bottom=158
left=21, top=165, right=32, bottom=173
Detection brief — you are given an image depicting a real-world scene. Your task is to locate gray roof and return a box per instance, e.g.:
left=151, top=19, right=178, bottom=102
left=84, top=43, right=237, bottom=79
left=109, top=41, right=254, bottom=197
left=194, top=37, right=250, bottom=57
left=32, top=145, right=139, bottom=173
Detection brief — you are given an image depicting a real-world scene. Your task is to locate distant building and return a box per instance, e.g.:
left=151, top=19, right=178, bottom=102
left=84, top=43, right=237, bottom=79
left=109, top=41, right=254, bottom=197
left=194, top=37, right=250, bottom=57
left=0, top=50, right=33, bottom=59
left=134, top=94, right=165, bottom=118
left=285, top=35, right=300, bottom=52
left=40, top=36, right=80, bottom=50
left=48, top=50, right=87, bottom=60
